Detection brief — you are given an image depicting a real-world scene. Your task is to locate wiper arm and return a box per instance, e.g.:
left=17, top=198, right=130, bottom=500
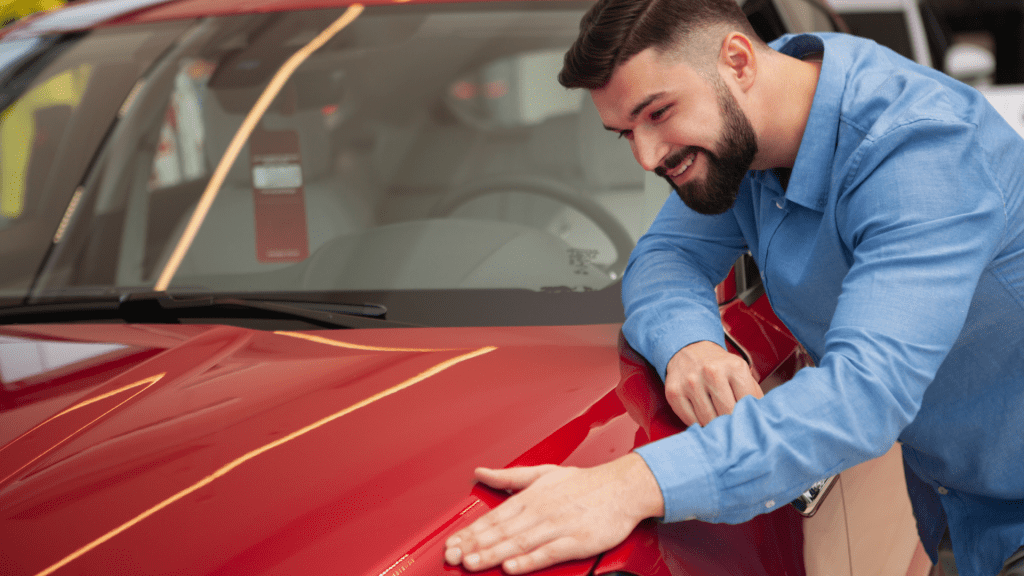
left=0, top=294, right=412, bottom=329
left=167, top=297, right=406, bottom=329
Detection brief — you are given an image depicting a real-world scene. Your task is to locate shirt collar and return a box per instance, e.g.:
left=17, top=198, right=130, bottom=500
left=755, top=33, right=845, bottom=212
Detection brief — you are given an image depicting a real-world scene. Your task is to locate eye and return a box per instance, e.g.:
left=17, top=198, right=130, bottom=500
left=650, top=105, right=671, bottom=121
left=617, top=130, right=633, bottom=140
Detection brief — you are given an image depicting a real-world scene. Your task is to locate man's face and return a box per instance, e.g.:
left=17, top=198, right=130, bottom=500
left=591, top=48, right=759, bottom=215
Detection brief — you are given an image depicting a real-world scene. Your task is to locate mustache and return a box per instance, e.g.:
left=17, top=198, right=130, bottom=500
left=654, top=147, right=701, bottom=178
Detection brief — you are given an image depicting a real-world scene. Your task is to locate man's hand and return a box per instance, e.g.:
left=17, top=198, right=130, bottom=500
left=443, top=453, right=664, bottom=574
left=666, top=340, right=762, bottom=427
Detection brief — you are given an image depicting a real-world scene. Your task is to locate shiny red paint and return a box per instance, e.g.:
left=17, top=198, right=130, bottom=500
left=1, top=0, right=825, bottom=572
left=1, top=293, right=808, bottom=576
left=0, top=5, right=813, bottom=571
left=589, top=320, right=809, bottom=576
left=723, top=294, right=815, bottom=389
left=3, top=323, right=623, bottom=575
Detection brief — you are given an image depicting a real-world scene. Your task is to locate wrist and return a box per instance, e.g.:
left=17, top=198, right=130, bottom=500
left=620, top=452, right=665, bottom=520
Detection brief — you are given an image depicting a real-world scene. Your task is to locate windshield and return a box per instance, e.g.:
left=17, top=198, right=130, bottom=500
left=0, top=2, right=669, bottom=326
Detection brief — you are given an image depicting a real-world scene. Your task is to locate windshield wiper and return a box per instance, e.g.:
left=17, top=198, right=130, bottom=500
left=0, top=293, right=413, bottom=329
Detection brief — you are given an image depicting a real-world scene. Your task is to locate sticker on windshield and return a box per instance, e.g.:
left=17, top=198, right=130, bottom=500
left=253, top=163, right=303, bottom=189
left=568, top=248, right=598, bottom=275
left=250, top=127, right=309, bottom=263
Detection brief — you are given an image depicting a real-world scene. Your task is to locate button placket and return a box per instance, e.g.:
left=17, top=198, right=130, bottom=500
left=759, top=191, right=789, bottom=306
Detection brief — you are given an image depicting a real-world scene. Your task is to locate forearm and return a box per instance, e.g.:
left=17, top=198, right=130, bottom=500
left=621, top=198, right=745, bottom=378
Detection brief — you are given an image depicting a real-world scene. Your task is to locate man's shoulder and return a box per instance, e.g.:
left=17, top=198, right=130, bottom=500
left=813, top=34, right=986, bottom=140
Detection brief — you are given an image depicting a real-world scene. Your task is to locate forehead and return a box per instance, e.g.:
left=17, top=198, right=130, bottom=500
left=590, top=48, right=710, bottom=125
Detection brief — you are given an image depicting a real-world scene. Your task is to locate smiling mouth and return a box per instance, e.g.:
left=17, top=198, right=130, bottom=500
left=667, top=151, right=697, bottom=178
left=655, top=150, right=698, bottom=179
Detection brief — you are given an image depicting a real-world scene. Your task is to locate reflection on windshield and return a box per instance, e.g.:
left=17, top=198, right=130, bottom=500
left=0, top=37, right=43, bottom=76
left=154, top=4, right=365, bottom=290
left=9, top=3, right=665, bottom=314
left=2, top=64, right=90, bottom=220
left=0, top=21, right=193, bottom=298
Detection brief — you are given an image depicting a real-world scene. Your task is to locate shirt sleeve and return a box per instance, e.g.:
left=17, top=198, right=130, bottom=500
left=620, top=188, right=748, bottom=380
left=635, top=118, right=1008, bottom=524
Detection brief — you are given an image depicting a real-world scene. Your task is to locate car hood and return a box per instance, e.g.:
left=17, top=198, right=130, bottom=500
left=1, top=322, right=652, bottom=576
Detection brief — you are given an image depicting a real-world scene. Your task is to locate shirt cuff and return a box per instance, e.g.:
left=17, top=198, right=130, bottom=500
left=627, top=310, right=726, bottom=381
left=634, top=430, right=720, bottom=522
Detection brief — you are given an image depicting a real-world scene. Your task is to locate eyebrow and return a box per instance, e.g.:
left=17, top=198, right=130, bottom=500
left=602, top=92, right=665, bottom=132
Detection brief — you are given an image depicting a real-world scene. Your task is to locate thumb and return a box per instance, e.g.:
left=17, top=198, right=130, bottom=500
left=474, top=464, right=558, bottom=491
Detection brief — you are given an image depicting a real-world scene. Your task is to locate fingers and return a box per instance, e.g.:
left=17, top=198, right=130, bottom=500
left=475, top=465, right=556, bottom=491
left=667, top=362, right=737, bottom=427
left=498, top=537, right=579, bottom=574
left=731, top=364, right=765, bottom=401
left=683, top=384, right=718, bottom=427
left=446, top=536, right=577, bottom=574
left=445, top=469, right=550, bottom=572
left=446, top=518, right=564, bottom=573
left=665, top=341, right=763, bottom=426
left=444, top=457, right=657, bottom=574
left=668, top=395, right=699, bottom=427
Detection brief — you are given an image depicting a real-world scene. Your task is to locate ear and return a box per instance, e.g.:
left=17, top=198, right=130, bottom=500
left=718, top=32, right=757, bottom=92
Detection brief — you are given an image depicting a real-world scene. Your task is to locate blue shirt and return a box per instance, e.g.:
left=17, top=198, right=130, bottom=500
left=624, top=33, right=1024, bottom=576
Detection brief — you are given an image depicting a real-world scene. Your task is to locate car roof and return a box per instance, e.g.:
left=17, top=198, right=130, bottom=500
left=1, top=0, right=170, bottom=40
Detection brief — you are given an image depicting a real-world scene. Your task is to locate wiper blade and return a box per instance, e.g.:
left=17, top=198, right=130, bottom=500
left=0, top=294, right=412, bottom=329
left=167, top=297, right=403, bottom=329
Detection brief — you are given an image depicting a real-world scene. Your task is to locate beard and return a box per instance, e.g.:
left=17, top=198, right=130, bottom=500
left=656, top=79, right=758, bottom=215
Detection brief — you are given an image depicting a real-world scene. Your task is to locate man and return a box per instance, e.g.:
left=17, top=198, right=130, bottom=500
left=443, top=0, right=1024, bottom=573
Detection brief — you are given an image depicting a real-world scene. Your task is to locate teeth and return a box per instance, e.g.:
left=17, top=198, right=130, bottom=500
left=669, top=152, right=696, bottom=177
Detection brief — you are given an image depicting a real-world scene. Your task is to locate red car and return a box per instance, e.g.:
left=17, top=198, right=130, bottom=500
left=1, top=0, right=927, bottom=574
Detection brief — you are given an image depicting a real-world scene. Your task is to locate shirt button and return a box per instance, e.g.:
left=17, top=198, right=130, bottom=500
left=937, top=486, right=949, bottom=495
left=765, top=500, right=775, bottom=508
left=775, top=201, right=784, bottom=209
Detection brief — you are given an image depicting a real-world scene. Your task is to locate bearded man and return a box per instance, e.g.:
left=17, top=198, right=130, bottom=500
left=444, top=0, right=1024, bottom=574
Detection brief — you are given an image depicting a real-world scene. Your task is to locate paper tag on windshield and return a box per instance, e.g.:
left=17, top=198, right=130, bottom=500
left=253, top=163, right=302, bottom=189
left=250, top=127, right=309, bottom=263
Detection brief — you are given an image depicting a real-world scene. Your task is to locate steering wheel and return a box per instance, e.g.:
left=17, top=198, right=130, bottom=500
left=429, top=174, right=635, bottom=277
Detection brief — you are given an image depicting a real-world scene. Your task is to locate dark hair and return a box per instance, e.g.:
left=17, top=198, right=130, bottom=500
left=559, top=0, right=761, bottom=89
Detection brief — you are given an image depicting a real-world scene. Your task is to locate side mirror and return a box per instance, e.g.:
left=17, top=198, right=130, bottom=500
left=944, top=42, right=996, bottom=85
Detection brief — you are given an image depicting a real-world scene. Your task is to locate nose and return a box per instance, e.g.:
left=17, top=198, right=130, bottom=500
left=630, top=128, right=666, bottom=172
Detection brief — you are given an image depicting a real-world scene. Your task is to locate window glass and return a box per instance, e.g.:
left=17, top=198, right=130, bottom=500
left=148, top=59, right=213, bottom=191
left=0, top=22, right=191, bottom=297
left=12, top=5, right=661, bottom=326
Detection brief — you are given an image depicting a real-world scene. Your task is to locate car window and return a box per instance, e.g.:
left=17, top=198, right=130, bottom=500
left=0, top=36, right=43, bottom=76
left=0, top=23, right=189, bottom=298
left=16, top=3, right=670, bottom=325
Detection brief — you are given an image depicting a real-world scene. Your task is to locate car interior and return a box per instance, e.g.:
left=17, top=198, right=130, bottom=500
left=4, top=0, right=839, bottom=302
left=114, top=5, right=660, bottom=294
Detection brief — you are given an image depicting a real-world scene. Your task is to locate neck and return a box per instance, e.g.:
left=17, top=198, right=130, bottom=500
left=748, top=51, right=821, bottom=170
